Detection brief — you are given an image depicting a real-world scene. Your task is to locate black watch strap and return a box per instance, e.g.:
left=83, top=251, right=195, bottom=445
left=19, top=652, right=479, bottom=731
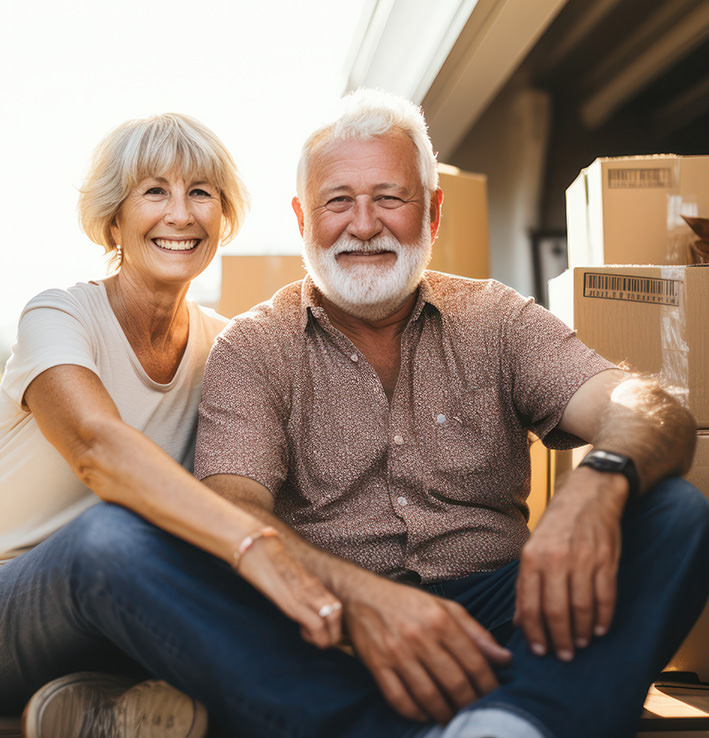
left=578, top=449, right=640, bottom=499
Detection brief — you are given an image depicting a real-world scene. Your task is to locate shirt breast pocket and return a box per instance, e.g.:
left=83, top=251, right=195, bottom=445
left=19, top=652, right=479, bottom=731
left=426, top=386, right=501, bottom=503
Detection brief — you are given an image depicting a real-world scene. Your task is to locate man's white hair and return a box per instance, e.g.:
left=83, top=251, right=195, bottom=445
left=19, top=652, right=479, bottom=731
left=296, top=88, right=439, bottom=201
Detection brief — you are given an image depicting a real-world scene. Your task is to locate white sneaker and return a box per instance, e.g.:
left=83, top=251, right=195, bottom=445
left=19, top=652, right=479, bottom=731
left=21, top=672, right=208, bottom=738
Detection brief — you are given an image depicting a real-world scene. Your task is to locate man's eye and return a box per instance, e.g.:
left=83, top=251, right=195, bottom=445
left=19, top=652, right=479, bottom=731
left=377, top=195, right=404, bottom=208
left=325, top=197, right=352, bottom=212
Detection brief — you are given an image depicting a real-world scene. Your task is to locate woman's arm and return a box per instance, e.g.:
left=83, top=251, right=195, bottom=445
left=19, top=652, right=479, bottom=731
left=24, top=363, right=342, bottom=648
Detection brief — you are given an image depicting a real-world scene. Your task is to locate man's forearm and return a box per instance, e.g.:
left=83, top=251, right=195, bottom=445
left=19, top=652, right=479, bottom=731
left=591, top=376, right=696, bottom=494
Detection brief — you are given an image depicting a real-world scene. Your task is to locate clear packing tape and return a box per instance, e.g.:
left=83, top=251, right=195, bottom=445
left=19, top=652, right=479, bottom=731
left=660, top=265, right=690, bottom=410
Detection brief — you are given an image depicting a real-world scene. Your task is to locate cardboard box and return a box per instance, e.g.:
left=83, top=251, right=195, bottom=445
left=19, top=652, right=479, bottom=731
left=566, top=155, right=709, bottom=268
left=528, top=437, right=579, bottom=529
left=528, top=435, right=549, bottom=531
left=219, top=255, right=305, bottom=318
left=549, top=265, right=709, bottom=427
left=432, top=164, right=489, bottom=279
left=219, top=164, right=490, bottom=317
left=665, top=432, right=709, bottom=683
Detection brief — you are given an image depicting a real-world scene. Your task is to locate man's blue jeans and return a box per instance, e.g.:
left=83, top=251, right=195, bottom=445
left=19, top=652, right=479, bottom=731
left=0, top=478, right=707, bottom=738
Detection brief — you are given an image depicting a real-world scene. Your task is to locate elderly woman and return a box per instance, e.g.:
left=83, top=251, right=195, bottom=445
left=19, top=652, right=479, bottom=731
left=0, top=113, right=341, bottom=737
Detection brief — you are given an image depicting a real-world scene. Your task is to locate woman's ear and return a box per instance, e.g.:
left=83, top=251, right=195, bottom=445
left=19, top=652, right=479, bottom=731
left=109, top=216, right=121, bottom=248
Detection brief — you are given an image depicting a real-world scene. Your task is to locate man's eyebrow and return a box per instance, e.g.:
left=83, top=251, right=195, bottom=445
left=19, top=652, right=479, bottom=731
left=320, top=185, right=352, bottom=198
left=319, top=182, right=409, bottom=197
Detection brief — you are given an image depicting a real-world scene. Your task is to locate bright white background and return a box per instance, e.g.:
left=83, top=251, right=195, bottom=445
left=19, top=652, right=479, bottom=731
left=0, top=0, right=370, bottom=358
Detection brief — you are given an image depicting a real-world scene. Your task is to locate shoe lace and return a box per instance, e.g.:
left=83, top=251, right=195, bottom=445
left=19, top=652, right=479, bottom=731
left=77, top=698, right=121, bottom=738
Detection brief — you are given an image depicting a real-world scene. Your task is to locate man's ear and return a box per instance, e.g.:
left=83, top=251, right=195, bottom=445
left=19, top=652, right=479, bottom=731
left=430, top=188, right=443, bottom=243
left=292, top=197, right=305, bottom=237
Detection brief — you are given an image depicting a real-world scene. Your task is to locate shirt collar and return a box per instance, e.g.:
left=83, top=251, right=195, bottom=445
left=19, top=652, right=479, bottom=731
left=299, top=271, right=440, bottom=331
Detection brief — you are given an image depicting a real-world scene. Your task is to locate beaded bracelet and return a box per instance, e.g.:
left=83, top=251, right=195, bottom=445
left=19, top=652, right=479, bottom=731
left=232, top=526, right=279, bottom=570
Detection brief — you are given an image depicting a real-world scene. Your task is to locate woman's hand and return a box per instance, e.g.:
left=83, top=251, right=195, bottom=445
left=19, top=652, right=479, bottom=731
left=236, top=534, right=343, bottom=649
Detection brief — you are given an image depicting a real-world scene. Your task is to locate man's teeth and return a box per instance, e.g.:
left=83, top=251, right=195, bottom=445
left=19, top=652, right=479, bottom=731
left=154, top=238, right=198, bottom=251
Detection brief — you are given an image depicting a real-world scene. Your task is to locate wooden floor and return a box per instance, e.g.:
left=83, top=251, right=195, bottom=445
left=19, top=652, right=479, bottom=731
left=3, top=686, right=707, bottom=737
left=0, top=718, right=19, bottom=738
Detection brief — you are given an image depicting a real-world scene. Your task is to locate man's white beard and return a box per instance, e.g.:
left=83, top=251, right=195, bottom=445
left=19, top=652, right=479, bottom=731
left=303, top=219, right=432, bottom=321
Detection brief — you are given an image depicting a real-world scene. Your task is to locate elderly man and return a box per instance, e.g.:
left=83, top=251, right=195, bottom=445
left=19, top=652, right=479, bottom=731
left=196, top=89, right=709, bottom=738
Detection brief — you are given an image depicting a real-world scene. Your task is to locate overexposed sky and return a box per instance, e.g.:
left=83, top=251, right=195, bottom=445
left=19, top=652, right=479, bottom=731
left=0, top=0, right=370, bottom=349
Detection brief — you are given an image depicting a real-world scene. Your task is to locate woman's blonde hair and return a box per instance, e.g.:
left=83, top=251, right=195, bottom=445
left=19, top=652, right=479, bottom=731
left=78, top=113, right=249, bottom=265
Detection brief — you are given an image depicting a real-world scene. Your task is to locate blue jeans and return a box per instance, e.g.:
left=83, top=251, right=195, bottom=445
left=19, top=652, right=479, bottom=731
left=0, top=479, right=707, bottom=738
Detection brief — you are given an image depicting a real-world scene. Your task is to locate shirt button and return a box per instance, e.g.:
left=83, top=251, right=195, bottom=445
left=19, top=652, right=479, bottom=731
left=393, top=435, right=404, bottom=445
left=436, top=413, right=446, bottom=424
left=350, top=353, right=358, bottom=362
left=397, top=496, right=408, bottom=506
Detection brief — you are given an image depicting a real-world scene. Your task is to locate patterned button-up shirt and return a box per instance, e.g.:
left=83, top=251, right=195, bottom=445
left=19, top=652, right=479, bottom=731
left=195, top=272, right=613, bottom=583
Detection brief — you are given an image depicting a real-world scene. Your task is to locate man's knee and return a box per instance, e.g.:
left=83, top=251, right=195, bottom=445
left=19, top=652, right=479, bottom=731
left=641, top=478, right=709, bottom=529
left=624, top=478, right=709, bottom=569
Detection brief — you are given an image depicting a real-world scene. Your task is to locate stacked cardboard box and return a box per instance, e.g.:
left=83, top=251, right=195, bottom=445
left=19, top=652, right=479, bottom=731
left=552, top=156, right=709, bottom=686
left=549, top=264, right=709, bottom=426
left=566, top=155, right=709, bottom=268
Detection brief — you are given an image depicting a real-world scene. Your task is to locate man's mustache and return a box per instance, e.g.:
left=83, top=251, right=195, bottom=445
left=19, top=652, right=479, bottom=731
left=331, top=237, right=401, bottom=256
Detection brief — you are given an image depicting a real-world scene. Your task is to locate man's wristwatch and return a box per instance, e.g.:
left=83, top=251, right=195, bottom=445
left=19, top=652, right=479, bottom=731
left=577, top=449, right=640, bottom=499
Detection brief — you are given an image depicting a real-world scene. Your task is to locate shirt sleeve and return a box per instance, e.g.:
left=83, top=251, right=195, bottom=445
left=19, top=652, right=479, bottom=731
left=194, top=321, right=290, bottom=494
left=1, top=290, right=98, bottom=411
left=499, top=288, right=615, bottom=448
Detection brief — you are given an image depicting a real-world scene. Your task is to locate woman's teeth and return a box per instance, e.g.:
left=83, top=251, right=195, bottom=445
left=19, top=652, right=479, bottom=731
left=154, top=238, right=198, bottom=251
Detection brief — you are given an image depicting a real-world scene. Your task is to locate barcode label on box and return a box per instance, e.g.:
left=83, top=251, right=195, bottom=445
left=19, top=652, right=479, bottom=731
left=607, top=167, right=674, bottom=188
left=583, top=273, right=681, bottom=306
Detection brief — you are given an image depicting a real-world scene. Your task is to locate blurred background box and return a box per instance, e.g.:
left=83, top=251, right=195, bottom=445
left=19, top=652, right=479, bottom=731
left=433, top=164, right=489, bottom=280
left=219, top=255, right=306, bottom=318
left=566, top=156, right=709, bottom=269
left=219, top=165, right=489, bottom=318
left=670, top=431, right=709, bottom=685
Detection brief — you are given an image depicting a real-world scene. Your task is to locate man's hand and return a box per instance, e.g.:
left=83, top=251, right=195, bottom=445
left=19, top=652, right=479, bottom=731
left=202, top=473, right=511, bottom=722
left=342, top=575, right=511, bottom=723
left=514, top=465, right=628, bottom=661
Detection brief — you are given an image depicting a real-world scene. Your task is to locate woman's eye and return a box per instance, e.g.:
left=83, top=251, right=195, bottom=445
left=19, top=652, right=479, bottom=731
left=145, top=187, right=166, bottom=196
left=190, top=188, right=212, bottom=198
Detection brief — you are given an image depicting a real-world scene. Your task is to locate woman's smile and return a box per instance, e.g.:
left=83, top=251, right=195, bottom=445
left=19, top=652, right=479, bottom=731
left=153, top=237, right=200, bottom=252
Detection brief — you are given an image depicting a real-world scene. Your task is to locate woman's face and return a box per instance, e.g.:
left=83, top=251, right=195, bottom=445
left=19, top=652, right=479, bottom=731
left=111, top=170, right=222, bottom=289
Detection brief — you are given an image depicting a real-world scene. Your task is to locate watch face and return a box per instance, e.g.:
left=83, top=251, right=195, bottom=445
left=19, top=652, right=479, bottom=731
left=594, top=451, right=621, bottom=462
left=581, top=450, right=627, bottom=473
left=580, top=450, right=639, bottom=498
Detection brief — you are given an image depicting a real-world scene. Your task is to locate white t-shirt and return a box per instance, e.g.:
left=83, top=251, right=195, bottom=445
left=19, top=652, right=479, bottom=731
left=0, top=280, right=227, bottom=559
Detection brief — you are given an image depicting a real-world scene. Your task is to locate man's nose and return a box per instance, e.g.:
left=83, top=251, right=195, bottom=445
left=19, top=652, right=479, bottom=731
left=347, top=196, right=382, bottom=241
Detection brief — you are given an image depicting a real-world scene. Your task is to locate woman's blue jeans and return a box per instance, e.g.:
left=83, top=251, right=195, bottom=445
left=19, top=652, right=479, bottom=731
left=0, top=478, right=707, bottom=738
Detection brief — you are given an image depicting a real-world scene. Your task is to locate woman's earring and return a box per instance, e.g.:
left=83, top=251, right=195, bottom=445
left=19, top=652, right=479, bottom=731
left=116, top=244, right=123, bottom=265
